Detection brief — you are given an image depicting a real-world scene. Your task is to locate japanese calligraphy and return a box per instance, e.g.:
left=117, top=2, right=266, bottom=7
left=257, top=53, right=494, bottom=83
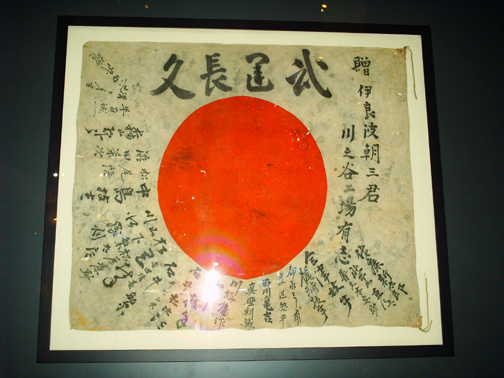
left=70, top=42, right=419, bottom=331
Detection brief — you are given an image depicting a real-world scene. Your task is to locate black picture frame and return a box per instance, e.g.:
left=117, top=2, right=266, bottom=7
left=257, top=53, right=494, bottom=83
left=38, top=15, right=453, bottom=362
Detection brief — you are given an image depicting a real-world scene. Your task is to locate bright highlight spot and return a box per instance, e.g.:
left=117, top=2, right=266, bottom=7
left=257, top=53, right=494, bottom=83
left=201, top=269, right=221, bottom=303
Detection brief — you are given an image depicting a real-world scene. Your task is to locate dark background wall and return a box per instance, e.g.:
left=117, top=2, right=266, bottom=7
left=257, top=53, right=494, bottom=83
left=1, top=0, right=502, bottom=376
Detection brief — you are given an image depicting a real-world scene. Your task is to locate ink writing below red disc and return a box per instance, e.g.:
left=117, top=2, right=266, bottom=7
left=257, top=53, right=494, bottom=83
left=158, top=96, right=327, bottom=279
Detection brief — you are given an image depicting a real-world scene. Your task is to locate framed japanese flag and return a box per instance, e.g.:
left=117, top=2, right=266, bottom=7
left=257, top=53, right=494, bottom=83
left=38, top=16, right=453, bottom=362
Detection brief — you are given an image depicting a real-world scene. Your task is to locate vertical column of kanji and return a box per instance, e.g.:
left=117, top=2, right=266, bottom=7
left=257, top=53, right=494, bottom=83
left=350, top=55, right=385, bottom=320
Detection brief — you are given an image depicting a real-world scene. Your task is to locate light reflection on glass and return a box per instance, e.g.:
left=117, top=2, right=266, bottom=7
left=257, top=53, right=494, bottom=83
left=201, top=268, right=221, bottom=304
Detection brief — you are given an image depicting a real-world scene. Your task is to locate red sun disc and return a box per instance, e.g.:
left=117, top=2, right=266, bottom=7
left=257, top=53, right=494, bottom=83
left=158, top=96, right=327, bottom=279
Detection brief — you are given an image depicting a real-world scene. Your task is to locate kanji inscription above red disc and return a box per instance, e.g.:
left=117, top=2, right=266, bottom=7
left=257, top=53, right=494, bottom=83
left=158, top=96, right=327, bottom=279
